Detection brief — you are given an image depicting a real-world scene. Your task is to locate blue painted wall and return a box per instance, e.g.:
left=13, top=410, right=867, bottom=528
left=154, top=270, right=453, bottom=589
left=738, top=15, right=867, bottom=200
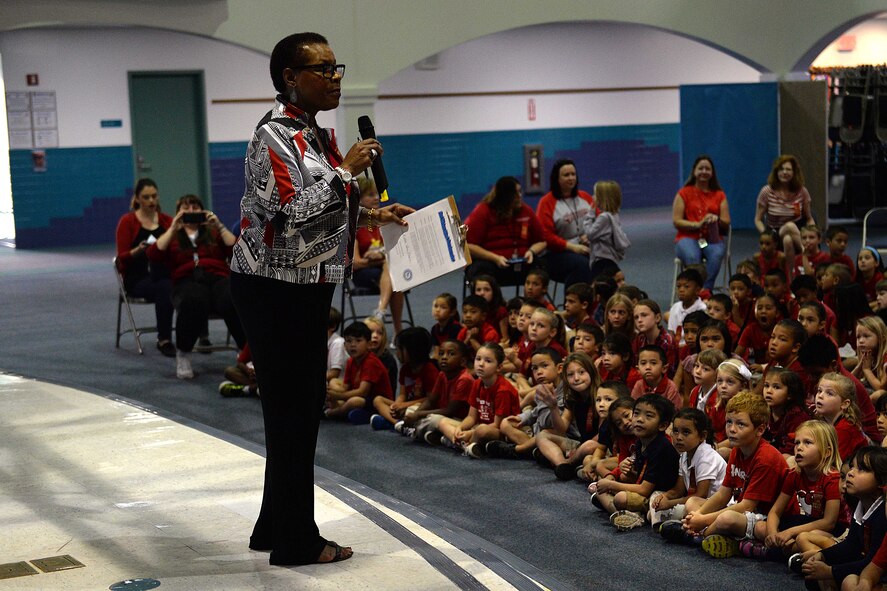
left=10, top=123, right=680, bottom=249
left=680, top=83, right=779, bottom=230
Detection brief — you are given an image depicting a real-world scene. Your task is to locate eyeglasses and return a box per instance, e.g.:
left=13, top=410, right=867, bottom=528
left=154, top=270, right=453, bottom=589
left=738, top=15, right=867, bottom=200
left=293, top=63, right=346, bottom=79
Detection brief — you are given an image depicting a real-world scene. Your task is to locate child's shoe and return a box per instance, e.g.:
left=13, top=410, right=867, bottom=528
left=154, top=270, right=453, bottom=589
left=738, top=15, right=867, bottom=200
left=659, top=520, right=690, bottom=544
left=739, top=540, right=769, bottom=559
left=218, top=381, right=247, bottom=397
left=788, top=553, right=804, bottom=574
left=588, top=492, right=605, bottom=512
left=554, top=462, right=577, bottom=481
left=370, top=414, right=393, bottom=430
left=176, top=351, right=194, bottom=379
left=347, top=408, right=371, bottom=425
left=393, top=420, right=406, bottom=434
left=701, top=534, right=740, bottom=558
left=465, top=442, right=487, bottom=458
left=532, top=448, right=553, bottom=468
left=423, top=429, right=443, bottom=445
left=440, top=435, right=461, bottom=450
left=610, top=510, right=645, bottom=532
left=485, top=441, right=518, bottom=459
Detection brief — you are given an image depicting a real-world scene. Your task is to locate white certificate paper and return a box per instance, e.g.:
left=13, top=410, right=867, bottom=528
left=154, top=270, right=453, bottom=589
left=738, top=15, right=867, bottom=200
left=379, top=196, right=471, bottom=292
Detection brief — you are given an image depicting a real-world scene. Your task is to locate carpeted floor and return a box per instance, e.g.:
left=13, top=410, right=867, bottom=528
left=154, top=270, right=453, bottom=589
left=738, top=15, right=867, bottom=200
left=1, top=207, right=862, bottom=590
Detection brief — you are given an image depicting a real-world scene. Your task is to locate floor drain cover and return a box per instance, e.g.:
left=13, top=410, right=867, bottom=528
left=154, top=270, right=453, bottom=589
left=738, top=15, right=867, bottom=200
left=109, top=578, right=161, bottom=590
left=31, top=554, right=85, bottom=573
left=0, top=561, right=38, bottom=579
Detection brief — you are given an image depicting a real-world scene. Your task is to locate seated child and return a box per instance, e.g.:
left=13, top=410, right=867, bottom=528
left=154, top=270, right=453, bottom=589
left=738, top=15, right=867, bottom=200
left=372, top=327, right=439, bottom=431
left=876, top=279, right=887, bottom=325
left=327, top=306, right=346, bottom=383
left=821, top=262, right=852, bottom=316
left=764, top=268, right=795, bottom=318
left=579, top=389, right=635, bottom=481
left=535, top=352, right=600, bottom=477
left=707, top=293, right=740, bottom=345
left=515, top=308, right=568, bottom=403
left=737, top=259, right=766, bottom=298
left=631, top=345, right=682, bottom=410
left=795, top=224, right=831, bottom=277
left=851, top=316, right=887, bottom=404
left=491, top=347, right=575, bottom=458
left=430, top=293, right=462, bottom=354
left=668, top=269, right=707, bottom=344
left=798, top=446, right=887, bottom=588
left=458, top=294, right=500, bottom=354
left=671, top=391, right=788, bottom=559
left=650, top=408, right=727, bottom=528
left=524, top=268, right=556, bottom=311
left=710, top=359, right=753, bottom=457
left=598, top=332, right=642, bottom=391
left=572, top=322, right=603, bottom=360
left=219, top=343, right=259, bottom=398
left=471, top=274, right=509, bottom=338
left=826, top=225, right=856, bottom=280
left=814, top=372, right=868, bottom=463
left=856, top=247, right=885, bottom=304
left=688, top=349, right=727, bottom=411
left=437, top=343, right=520, bottom=458
left=562, top=282, right=594, bottom=330
left=729, top=272, right=758, bottom=334
left=761, top=367, right=811, bottom=458
left=604, top=293, right=634, bottom=340
left=792, top=274, right=838, bottom=337
left=502, top=296, right=524, bottom=347
left=673, top=310, right=710, bottom=402
left=757, top=318, right=807, bottom=391
left=736, top=293, right=781, bottom=370
left=754, top=229, right=786, bottom=284
left=590, top=275, right=618, bottom=326
left=744, top=420, right=843, bottom=561
left=326, top=322, right=393, bottom=422
left=365, top=316, right=398, bottom=394
left=588, top=394, right=679, bottom=531
left=632, top=299, right=676, bottom=377
left=411, top=340, right=474, bottom=441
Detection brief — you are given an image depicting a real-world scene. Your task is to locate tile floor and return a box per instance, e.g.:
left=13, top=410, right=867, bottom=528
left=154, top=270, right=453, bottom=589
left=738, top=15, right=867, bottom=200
left=0, top=373, right=535, bottom=590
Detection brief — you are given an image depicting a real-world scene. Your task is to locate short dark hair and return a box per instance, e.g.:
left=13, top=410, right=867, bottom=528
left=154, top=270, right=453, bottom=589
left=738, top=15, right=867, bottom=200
left=599, top=381, right=631, bottom=399
left=875, top=393, right=887, bottom=414
left=462, top=294, right=489, bottom=313
left=798, top=334, right=838, bottom=368
left=328, top=306, right=343, bottom=329
left=576, top=322, right=604, bottom=343
left=674, top=407, right=713, bottom=444
left=852, top=446, right=887, bottom=488
left=526, top=268, right=550, bottom=288
left=506, top=296, right=524, bottom=312
left=774, top=318, right=806, bottom=347
left=617, top=285, right=645, bottom=301
left=683, top=310, right=709, bottom=329
left=791, top=274, right=818, bottom=294
left=826, top=225, right=849, bottom=241
left=343, top=321, right=371, bottom=340
left=592, top=276, right=617, bottom=304
left=270, top=32, right=329, bottom=93
left=601, top=332, right=632, bottom=360
left=532, top=346, right=564, bottom=365
left=566, top=282, right=594, bottom=305
left=799, top=300, right=826, bottom=322
left=638, top=344, right=667, bottom=365
left=635, top=394, right=676, bottom=426
left=677, top=268, right=703, bottom=287
left=764, top=268, right=787, bottom=284
left=394, top=327, right=433, bottom=364
left=729, top=273, right=753, bottom=289
left=710, top=293, right=733, bottom=313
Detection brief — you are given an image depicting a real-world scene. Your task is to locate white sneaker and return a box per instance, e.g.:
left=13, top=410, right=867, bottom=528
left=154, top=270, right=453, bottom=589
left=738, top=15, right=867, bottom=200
left=176, top=351, right=194, bottom=379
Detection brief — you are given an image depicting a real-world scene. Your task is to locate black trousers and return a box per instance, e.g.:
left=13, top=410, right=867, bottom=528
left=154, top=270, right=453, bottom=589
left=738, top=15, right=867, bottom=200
left=230, top=271, right=334, bottom=565
left=125, top=274, right=174, bottom=342
left=172, top=273, right=245, bottom=352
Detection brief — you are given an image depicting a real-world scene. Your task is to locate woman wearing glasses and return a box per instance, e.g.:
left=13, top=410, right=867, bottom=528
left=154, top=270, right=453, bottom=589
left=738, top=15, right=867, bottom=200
left=229, top=32, right=412, bottom=567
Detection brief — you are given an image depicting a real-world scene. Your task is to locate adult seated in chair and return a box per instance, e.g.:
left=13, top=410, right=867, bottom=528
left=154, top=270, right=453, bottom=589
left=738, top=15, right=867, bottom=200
left=351, top=177, right=405, bottom=335
left=115, top=178, right=175, bottom=356
left=753, top=154, right=815, bottom=280
left=672, top=154, right=731, bottom=291
left=464, top=176, right=546, bottom=287
left=536, top=159, right=596, bottom=289
left=147, top=194, right=245, bottom=379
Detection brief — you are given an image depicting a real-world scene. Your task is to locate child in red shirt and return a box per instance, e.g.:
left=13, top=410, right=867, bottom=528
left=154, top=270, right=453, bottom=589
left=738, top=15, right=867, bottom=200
left=815, top=372, right=868, bottom=462
left=794, top=224, right=831, bottom=277
left=410, top=340, right=475, bottom=440
left=736, top=294, right=781, bottom=370
left=326, top=322, right=393, bottom=422
left=372, top=327, right=440, bottom=431
left=598, top=332, right=642, bottom=392
left=826, top=226, right=856, bottom=280
left=630, top=345, right=682, bottom=410
left=458, top=295, right=500, bottom=354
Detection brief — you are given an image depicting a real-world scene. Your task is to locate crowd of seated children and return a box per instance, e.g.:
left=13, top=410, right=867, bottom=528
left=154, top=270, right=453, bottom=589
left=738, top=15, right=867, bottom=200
left=325, top=322, right=393, bottom=422
left=490, top=347, right=575, bottom=459
left=710, top=359, right=753, bottom=458
left=632, top=300, right=676, bottom=377
left=578, top=390, right=635, bottom=481
left=501, top=299, right=540, bottom=373
left=372, top=327, right=439, bottom=431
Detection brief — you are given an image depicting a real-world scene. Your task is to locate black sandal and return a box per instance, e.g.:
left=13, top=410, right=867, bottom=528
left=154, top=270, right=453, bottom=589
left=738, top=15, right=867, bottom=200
left=315, top=541, right=352, bottom=564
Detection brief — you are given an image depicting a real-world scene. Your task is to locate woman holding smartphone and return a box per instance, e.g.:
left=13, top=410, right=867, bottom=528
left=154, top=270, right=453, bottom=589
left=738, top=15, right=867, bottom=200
left=147, top=193, right=245, bottom=379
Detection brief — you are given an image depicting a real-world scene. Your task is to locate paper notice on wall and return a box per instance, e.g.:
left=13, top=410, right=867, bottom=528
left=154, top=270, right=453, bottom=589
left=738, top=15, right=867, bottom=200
left=33, top=129, right=59, bottom=148
left=8, top=130, right=33, bottom=149
left=5, top=91, right=57, bottom=149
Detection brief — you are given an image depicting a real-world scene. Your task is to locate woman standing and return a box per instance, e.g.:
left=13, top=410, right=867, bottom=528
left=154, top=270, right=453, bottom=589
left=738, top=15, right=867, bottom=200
left=672, top=155, right=731, bottom=290
left=229, top=32, right=411, bottom=566
left=754, top=154, right=815, bottom=278
left=115, top=178, right=175, bottom=356
left=536, top=159, right=596, bottom=288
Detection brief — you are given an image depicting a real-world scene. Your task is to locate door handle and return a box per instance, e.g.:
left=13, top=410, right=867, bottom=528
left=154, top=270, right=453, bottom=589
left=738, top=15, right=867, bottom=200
left=137, top=154, right=151, bottom=171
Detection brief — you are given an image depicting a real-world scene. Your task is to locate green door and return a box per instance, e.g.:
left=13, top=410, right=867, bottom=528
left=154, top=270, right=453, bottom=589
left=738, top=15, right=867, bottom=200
left=128, top=71, right=210, bottom=213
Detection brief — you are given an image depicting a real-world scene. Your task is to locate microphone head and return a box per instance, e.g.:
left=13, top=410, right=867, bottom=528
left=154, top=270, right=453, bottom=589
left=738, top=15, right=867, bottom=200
left=357, top=115, right=374, bottom=134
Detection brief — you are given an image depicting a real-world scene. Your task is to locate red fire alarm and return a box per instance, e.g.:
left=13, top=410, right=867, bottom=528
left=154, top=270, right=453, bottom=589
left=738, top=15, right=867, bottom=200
left=528, top=98, right=536, bottom=121
left=26, top=73, right=39, bottom=86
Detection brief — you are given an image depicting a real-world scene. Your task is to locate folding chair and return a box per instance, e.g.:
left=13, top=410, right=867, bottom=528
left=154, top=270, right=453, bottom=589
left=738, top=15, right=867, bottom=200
left=114, top=256, right=157, bottom=354
left=862, top=207, right=887, bottom=260
left=340, top=277, right=414, bottom=330
left=670, top=225, right=733, bottom=305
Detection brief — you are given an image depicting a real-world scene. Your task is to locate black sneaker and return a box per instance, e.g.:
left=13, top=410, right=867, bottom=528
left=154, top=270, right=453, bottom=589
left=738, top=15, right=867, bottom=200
left=156, top=339, right=176, bottom=357
left=532, top=447, right=553, bottom=468
left=659, top=520, right=688, bottom=544
left=788, top=553, right=804, bottom=574
left=554, top=462, right=577, bottom=481
left=485, top=440, right=518, bottom=459
left=423, top=429, right=444, bottom=446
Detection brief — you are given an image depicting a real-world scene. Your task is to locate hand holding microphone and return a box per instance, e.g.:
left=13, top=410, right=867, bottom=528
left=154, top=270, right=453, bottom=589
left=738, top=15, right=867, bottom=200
left=341, top=138, right=382, bottom=177
left=357, top=115, right=390, bottom=202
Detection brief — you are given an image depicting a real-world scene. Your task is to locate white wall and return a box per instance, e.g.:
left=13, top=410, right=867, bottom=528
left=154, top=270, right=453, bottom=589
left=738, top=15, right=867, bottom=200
left=812, top=15, right=887, bottom=68
left=376, top=22, right=762, bottom=135
left=0, top=52, right=14, bottom=239
left=0, top=27, right=340, bottom=148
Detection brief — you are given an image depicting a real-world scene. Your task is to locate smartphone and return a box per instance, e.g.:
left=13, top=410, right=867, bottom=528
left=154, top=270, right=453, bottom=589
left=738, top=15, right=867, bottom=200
left=182, top=212, right=206, bottom=224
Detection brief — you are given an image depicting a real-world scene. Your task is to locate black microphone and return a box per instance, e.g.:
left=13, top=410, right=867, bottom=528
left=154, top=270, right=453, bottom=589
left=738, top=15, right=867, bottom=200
left=357, top=115, right=389, bottom=201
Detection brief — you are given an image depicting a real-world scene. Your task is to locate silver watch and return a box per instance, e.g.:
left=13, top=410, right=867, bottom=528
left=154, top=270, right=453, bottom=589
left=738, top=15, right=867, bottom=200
left=334, top=166, right=352, bottom=183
